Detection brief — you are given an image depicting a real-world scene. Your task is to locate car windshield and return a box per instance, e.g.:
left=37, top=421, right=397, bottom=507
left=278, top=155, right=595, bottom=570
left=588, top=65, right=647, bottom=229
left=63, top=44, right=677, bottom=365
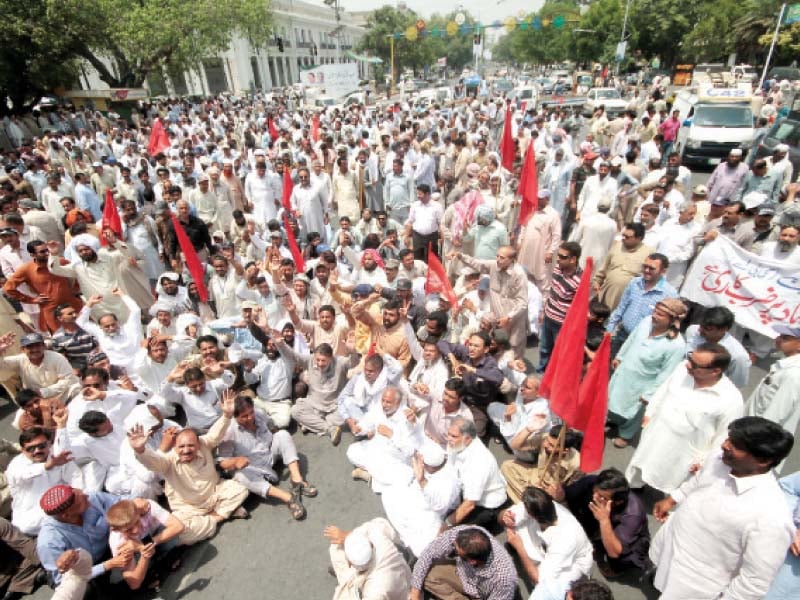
left=693, top=105, right=753, bottom=128
left=596, top=89, right=621, bottom=99
left=518, top=89, right=534, bottom=99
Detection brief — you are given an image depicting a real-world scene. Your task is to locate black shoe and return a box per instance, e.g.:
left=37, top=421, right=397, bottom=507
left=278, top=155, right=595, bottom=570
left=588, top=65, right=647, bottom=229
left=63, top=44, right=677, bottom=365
left=639, top=563, right=657, bottom=587
left=34, top=568, right=49, bottom=588
left=3, top=592, right=25, bottom=600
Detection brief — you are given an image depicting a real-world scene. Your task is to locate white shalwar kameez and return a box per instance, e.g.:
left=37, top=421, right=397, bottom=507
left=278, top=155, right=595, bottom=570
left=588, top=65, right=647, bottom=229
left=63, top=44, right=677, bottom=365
left=381, top=463, right=460, bottom=556
left=508, top=502, right=593, bottom=600
left=625, top=366, right=743, bottom=493
left=346, top=401, right=420, bottom=493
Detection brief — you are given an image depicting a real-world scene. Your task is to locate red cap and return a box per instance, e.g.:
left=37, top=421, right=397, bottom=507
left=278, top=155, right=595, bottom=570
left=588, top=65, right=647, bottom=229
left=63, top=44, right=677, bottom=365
left=40, top=485, right=75, bottom=515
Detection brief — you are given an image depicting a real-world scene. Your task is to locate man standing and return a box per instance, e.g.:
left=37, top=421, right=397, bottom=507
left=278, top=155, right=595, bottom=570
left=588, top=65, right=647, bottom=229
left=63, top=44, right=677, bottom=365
left=537, top=242, right=582, bottom=373
left=3, top=240, right=82, bottom=334
left=657, top=109, right=681, bottom=164
left=72, top=172, right=102, bottom=221
left=685, top=307, right=750, bottom=388
left=650, top=417, right=795, bottom=599
left=452, top=246, right=528, bottom=359
left=517, top=189, right=562, bottom=294
left=593, top=223, right=653, bottom=311
left=706, top=148, right=749, bottom=206
left=332, top=157, right=360, bottom=223
left=746, top=324, right=800, bottom=440
left=291, top=167, right=328, bottom=242
left=383, top=158, right=414, bottom=224
left=625, top=343, right=743, bottom=493
left=403, top=183, right=442, bottom=261
left=655, top=201, right=701, bottom=288
left=245, top=162, right=280, bottom=225
left=605, top=253, right=677, bottom=357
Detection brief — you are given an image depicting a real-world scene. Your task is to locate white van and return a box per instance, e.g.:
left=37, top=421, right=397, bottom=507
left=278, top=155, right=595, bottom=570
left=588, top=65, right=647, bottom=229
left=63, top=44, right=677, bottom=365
left=674, top=87, right=755, bottom=166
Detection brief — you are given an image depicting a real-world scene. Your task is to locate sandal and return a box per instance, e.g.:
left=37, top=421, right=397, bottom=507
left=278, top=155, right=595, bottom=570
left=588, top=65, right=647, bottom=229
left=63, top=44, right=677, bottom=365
left=612, top=437, right=629, bottom=449
left=292, top=480, right=318, bottom=498
left=287, top=498, right=307, bottom=520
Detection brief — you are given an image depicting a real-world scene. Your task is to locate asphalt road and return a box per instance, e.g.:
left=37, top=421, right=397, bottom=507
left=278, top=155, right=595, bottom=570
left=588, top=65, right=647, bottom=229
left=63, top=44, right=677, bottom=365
left=3, top=168, right=796, bottom=600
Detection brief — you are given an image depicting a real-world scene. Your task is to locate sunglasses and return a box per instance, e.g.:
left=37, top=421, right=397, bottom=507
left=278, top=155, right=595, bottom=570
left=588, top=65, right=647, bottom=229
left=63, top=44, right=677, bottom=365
left=24, top=442, right=48, bottom=452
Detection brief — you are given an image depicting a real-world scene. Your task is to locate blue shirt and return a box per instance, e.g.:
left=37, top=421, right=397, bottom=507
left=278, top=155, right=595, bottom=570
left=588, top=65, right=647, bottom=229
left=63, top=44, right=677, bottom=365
left=37, top=491, right=119, bottom=584
left=74, top=183, right=103, bottom=221
left=606, top=276, right=677, bottom=334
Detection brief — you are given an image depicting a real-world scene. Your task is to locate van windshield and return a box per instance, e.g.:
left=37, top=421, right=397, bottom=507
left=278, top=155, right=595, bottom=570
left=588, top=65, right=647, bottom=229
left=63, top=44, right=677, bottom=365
left=693, top=105, right=753, bottom=128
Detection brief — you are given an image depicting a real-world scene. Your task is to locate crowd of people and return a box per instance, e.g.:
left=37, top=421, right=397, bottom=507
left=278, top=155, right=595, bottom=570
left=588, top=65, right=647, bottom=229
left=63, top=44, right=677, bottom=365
left=0, top=76, right=798, bottom=600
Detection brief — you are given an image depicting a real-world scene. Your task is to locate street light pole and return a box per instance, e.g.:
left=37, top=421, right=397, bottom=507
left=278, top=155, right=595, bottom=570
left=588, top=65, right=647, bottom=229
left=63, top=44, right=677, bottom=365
left=760, top=3, right=787, bottom=91
left=616, top=0, right=632, bottom=75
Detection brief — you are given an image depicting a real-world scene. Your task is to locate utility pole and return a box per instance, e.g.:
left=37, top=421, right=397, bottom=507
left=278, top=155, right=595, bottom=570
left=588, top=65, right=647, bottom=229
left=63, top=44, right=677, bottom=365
left=760, top=3, right=788, bottom=91
left=616, top=0, right=632, bottom=75
left=324, top=0, right=342, bottom=63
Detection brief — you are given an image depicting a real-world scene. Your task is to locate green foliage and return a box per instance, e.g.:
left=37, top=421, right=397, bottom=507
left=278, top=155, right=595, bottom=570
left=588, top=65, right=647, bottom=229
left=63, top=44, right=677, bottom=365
left=0, top=2, right=81, bottom=115
left=356, top=6, right=478, bottom=79
left=0, top=0, right=273, bottom=109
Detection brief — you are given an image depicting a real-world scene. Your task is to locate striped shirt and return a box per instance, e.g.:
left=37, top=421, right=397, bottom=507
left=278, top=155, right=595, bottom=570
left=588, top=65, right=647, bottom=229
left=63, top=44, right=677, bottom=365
left=544, top=266, right=583, bottom=324
left=52, top=326, right=97, bottom=371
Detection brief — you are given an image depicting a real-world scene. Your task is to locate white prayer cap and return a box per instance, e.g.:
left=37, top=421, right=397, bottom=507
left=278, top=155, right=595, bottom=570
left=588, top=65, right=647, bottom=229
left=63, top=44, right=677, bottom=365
left=729, top=148, right=743, bottom=157
left=160, top=272, right=180, bottom=282
left=344, top=533, right=373, bottom=568
left=72, top=234, right=100, bottom=252
left=420, top=441, right=446, bottom=467
left=148, top=300, right=175, bottom=318
left=776, top=143, right=790, bottom=153
left=124, top=404, right=160, bottom=434
left=742, top=191, right=768, bottom=211
left=537, top=189, right=551, bottom=200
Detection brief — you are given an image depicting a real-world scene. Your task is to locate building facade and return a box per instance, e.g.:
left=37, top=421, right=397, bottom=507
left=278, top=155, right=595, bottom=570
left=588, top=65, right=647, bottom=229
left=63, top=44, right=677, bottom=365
left=77, top=0, right=366, bottom=96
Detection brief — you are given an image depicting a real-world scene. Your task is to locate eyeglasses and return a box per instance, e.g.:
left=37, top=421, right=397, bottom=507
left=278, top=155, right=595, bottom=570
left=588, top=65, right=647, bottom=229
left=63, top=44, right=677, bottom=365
left=556, top=253, right=571, bottom=260
left=23, top=442, right=48, bottom=452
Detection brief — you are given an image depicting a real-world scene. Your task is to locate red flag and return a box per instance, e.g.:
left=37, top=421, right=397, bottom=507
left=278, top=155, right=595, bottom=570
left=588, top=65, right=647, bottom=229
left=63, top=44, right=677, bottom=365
left=576, top=333, right=611, bottom=472
left=170, top=214, right=209, bottom=302
left=539, top=258, right=593, bottom=424
left=282, top=167, right=294, bottom=213
left=100, top=190, right=122, bottom=246
left=499, top=105, right=515, bottom=171
left=283, top=214, right=305, bottom=273
left=424, top=244, right=457, bottom=307
left=147, top=118, right=170, bottom=156
left=268, top=116, right=279, bottom=141
left=311, top=114, right=320, bottom=143
left=517, top=141, right=538, bottom=226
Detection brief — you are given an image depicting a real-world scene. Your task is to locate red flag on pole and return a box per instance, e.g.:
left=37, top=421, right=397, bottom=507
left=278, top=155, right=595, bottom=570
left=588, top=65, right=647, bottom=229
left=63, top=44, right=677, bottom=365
left=281, top=167, right=294, bottom=213
left=147, top=118, right=170, bottom=156
left=170, top=214, right=209, bottom=302
left=517, top=141, right=539, bottom=226
left=311, top=113, right=320, bottom=143
left=283, top=214, right=305, bottom=273
left=576, top=333, right=611, bottom=472
left=499, top=105, right=515, bottom=171
left=100, top=190, right=122, bottom=246
left=268, top=116, right=279, bottom=142
left=424, top=244, right=457, bottom=307
left=539, top=258, right=593, bottom=424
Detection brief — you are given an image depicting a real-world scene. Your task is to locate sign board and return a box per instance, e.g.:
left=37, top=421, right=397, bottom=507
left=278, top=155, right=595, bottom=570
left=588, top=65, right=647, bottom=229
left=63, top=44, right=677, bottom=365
left=437, top=57, right=447, bottom=67
left=300, top=63, right=359, bottom=99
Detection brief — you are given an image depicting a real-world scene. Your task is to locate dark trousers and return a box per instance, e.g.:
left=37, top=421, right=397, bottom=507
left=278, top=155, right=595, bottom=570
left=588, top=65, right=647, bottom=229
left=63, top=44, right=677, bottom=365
left=537, top=316, right=563, bottom=373
left=0, top=517, right=42, bottom=594
left=412, top=230, right=439, bottom=261
left=610, top=326, right=631, bottom=360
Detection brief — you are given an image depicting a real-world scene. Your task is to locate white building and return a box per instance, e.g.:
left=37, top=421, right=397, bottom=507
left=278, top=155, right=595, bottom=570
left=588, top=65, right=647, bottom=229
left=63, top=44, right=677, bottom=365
left=77, top=0, right=366, bottom=95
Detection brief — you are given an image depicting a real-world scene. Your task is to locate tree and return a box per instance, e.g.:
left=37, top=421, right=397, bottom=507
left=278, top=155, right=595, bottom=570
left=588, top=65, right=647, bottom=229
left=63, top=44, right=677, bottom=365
left=52, top=0, right=272, bottom=88
left=0, top=1, right=81, bottom=115
left=681, top=0, right=758, bottom=63
left=630, top=0, right=698, bottom=67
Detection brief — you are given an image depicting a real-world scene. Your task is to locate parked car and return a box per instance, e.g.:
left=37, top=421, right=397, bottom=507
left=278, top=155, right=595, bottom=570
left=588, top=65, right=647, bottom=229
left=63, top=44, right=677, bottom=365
left=754, top=114, right=800, bottom=177
left=582, top=87, right=628, bottom=118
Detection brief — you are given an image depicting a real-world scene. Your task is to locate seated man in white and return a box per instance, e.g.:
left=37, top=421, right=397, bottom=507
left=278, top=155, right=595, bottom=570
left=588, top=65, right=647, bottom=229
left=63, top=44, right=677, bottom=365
left=338, top=353, right=403, bottom=435
left=69, top=411, right=160, bottom=498
left=66, top=366, right=140, bottom=440
left=402, top=335, right=450, bottom=412
left=487, top=375, right=551, bottom=456
left=381, top=441, right=460, bottom=557
left=501, top=486, right=593, bottom=600
left=161, top=364, right=235, bottom=432
left=346, top=386, right=421, bottom=493
left=443, top=416, right=507, bottom=528
left=241, top=335, right=297, bottom=429
left=6, top=414, right=82, bottom=536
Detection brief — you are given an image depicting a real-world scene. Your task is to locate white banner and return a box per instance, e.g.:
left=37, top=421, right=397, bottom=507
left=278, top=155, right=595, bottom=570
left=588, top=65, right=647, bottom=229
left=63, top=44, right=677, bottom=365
left=300, top=63, right=359, bottom=99
left=681, top=236, right=800, bottom=337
